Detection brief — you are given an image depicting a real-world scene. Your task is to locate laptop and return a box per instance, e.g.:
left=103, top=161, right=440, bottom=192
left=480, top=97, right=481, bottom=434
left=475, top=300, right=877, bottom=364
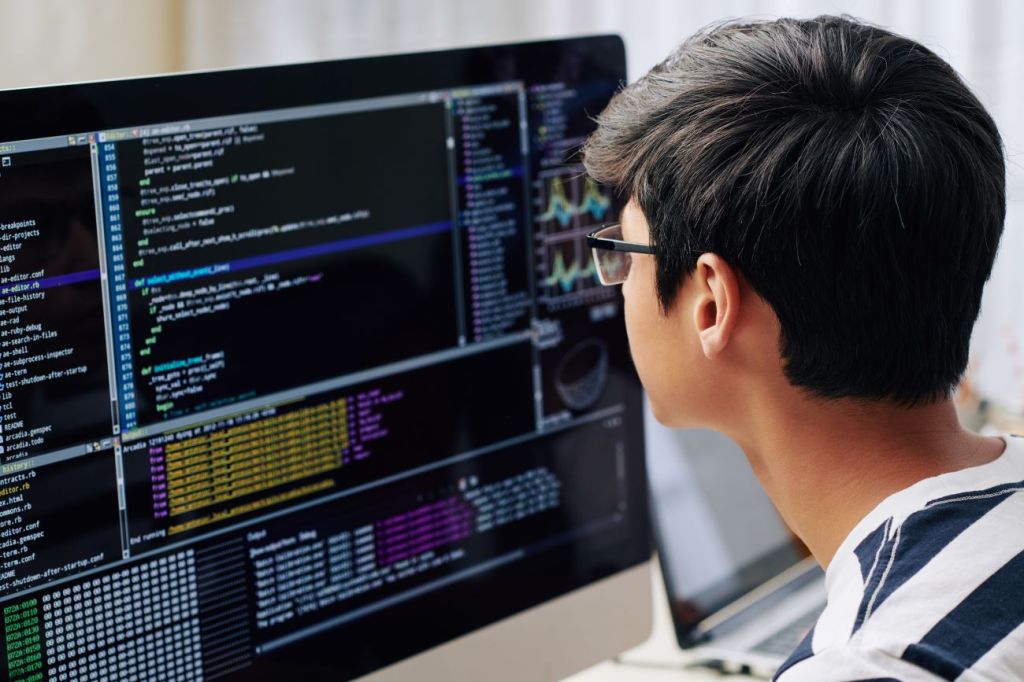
left=646, top=413, right=827, bottom=678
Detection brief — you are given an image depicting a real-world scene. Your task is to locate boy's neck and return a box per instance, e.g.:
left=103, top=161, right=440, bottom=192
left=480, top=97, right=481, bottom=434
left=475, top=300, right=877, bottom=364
left=726, top=393, right=1005, bottom=569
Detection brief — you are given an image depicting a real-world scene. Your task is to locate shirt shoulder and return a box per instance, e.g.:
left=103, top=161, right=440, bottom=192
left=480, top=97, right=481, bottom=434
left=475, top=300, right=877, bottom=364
left=775, top=639, right=948, bottom=681
left=775, top=435, right=1024, bottom=682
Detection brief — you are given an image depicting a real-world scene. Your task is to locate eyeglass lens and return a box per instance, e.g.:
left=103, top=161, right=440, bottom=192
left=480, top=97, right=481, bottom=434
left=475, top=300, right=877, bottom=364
left=590, top=223, right=631, bottom=285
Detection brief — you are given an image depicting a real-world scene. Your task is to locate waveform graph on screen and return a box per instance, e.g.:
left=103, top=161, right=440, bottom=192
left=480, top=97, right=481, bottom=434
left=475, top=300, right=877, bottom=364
left=535, top=170, right=616, bottom=309
left=537, top=174, right=612, bottom=232
left=542, top=239, right=599, bottom=299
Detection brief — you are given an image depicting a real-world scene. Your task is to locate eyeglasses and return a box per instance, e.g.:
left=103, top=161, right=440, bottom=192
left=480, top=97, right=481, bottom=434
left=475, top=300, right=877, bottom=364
left=586, top=222, right=655, bottom=285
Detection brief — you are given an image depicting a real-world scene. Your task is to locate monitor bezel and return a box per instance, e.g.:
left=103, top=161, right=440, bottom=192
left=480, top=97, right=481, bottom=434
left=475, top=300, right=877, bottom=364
left=0, top=35, right=626, bottom=141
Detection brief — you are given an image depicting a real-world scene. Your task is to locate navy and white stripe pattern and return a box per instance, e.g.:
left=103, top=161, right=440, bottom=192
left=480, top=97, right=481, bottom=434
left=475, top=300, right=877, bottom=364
left=775, top=435, right=1024, bottom=681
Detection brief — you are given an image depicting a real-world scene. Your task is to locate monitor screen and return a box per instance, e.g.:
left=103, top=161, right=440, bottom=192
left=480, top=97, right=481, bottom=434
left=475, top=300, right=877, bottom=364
left=0, top=36, right=648, bottom=681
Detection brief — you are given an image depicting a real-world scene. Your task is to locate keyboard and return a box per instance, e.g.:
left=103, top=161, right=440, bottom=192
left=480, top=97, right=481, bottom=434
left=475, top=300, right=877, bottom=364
left=750, top=608, right=821, bottom=657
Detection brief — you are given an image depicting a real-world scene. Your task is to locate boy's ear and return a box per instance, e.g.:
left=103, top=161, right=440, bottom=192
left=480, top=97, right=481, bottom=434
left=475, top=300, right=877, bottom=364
left=693, top=253, right=741, bottom=358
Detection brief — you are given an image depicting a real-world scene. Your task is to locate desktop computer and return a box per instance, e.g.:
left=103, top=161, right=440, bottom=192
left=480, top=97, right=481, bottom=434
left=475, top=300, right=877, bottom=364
left=0, top=36, right=651, bottom=680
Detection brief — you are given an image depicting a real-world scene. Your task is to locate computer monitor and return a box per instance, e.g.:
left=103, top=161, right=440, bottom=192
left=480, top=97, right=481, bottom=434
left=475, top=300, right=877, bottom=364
left=0, top=36, right=650, bottom=681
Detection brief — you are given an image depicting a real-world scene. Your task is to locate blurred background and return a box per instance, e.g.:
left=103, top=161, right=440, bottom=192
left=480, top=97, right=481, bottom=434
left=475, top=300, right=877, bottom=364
left=3, top=0, right=1022, bottom=430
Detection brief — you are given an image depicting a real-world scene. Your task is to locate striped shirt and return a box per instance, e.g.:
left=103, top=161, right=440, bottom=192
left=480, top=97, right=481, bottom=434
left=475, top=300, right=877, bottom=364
left=775, top=434, right=1024, bottom=681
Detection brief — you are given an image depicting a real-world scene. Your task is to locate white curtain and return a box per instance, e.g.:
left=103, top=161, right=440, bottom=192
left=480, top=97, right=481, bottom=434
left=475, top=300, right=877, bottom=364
left=2, top=0, right=1022, bottom=413
left=0, top=1, right=181, bottom=89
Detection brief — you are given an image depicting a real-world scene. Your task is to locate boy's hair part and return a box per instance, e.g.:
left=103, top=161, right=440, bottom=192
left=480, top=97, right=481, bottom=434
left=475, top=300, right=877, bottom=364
left=583, top=15, right=1005, bottom=407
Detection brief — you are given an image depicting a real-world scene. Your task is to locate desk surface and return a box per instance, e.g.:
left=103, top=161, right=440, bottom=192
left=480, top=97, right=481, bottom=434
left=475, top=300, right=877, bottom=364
left=565, top=557, right=754, bottom=682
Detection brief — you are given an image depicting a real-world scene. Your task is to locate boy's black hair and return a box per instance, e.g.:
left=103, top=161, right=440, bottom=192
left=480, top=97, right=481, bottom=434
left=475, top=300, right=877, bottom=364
left=583, top=15, right=1005, bottom=406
